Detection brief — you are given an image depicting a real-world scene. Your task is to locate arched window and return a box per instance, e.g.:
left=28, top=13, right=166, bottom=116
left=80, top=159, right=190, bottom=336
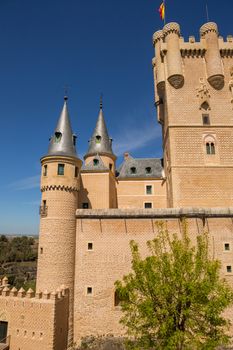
left=206, top=142, right=215, bottom=155
left=204, top=135, right=216, bottom=155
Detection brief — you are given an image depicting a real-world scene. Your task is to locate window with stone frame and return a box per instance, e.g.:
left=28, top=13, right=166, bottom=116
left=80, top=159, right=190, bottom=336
left=57, top=163, right=65, bottom=175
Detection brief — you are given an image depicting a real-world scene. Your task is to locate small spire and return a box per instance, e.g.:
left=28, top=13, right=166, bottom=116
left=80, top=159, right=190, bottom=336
left=46, top=97, right=77, bottom=158
left=84, top=99, right=116, bottom=160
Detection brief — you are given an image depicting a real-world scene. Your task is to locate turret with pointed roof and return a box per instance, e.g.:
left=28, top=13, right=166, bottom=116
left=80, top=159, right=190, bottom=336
left=38, top=96, right=82, bottom=347
left=84, top=97, right=116, bottom=161
left=46, top=96, right=77, bottom=158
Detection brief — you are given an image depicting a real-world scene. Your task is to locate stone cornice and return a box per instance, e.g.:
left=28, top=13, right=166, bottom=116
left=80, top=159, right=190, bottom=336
left=76, top=207, right=233, bottom=219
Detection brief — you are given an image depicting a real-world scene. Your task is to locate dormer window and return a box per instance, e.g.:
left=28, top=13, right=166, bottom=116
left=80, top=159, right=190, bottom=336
left=130, top=167, right=136, bottom=174
left=93, top=159, right=99, bottom=166
left=145, top=167, right=152, bottom=174
left=54, top=132, right=62, bottom=143
left=73, top=134, right=77, bottom=146
left=96, top=135, right=101, bottom=144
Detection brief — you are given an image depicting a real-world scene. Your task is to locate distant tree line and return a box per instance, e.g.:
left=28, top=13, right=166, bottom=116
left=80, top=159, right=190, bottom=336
left=0, top=235, right=37, bottom=263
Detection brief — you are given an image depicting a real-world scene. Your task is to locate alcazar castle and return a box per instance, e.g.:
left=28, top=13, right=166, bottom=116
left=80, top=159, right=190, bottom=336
left=0, top=21, right=233, bottom=350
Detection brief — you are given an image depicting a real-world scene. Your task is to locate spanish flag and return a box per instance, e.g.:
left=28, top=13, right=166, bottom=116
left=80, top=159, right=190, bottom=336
left=159, top=1, right=165, bottom=20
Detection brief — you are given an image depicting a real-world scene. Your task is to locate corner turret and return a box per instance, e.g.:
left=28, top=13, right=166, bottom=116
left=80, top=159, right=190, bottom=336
left=37, top=96, right=82, bottom=348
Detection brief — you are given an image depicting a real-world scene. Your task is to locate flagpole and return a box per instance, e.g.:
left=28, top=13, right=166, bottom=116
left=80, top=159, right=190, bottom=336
left=163, top=0, right=166, bottom=25
left=206, top=3, right=209, bottom=22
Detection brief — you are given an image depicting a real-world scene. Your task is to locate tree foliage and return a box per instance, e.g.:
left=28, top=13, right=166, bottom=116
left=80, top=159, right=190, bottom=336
left=115, top=222, right=233, bottom=350
left=0, top=235, right=37, bottom=263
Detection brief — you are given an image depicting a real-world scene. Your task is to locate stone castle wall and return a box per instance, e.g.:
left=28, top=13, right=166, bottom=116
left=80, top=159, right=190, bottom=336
left=116, top=179, right=166, bottom=209
left=0, top=285, right=69, bottom=350
left=153, top=22, right=233, bottom=208
left=73, top=208, right=233, bottom=342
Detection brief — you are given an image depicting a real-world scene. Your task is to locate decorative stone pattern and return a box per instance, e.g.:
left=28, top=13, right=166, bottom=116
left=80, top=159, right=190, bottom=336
left=152, top=30, right=164, bottom=45
left=200, top=22, right=218, bottom=37
left=163, top=22, right=181, bottom=37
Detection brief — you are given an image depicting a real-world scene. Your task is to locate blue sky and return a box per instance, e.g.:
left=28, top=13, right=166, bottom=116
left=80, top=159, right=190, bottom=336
left=0, top=0, right=232, bottom=235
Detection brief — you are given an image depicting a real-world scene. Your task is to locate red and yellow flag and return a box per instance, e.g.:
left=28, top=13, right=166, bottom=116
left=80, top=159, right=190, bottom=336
left=159, top=2, right=165, bottom=20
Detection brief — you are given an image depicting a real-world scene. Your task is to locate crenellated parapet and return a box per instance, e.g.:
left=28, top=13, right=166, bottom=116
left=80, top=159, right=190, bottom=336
left=152, top=21, right=233, bottom=97
left=0, top=283, right=69, bottom=302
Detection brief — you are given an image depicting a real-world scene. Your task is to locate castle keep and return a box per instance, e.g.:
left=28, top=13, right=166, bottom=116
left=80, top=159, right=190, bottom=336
left=0, top=21, right=233, bottom=350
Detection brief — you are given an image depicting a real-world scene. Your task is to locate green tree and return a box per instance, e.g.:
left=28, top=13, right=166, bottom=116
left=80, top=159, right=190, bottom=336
left=115, top=222, right=233, bottom=350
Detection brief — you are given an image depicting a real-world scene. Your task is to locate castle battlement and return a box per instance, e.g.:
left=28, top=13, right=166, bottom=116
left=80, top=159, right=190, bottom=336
left=0, top=278, right=69, bottom=302
left=153, top=21, right=233, bottom=95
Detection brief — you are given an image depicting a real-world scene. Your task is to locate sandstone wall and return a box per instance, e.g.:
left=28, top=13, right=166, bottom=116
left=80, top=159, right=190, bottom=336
left=73, top=208, right=233, bottom=343
left=0, top=286, right=69, bottom=350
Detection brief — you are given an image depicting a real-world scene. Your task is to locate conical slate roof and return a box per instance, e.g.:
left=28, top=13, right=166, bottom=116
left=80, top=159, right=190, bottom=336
left=84, top=100, right=115, bottom=159
left=47, top=97, right=77, bottom=157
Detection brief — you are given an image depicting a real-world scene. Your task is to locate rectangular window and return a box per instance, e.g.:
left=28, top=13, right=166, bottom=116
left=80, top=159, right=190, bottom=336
left=224, top=243, right=230, bottom=251
left=57, top=164, right=64, bottom=175
left=82, top=203, right=89, bottom=209
left=114, top=290, right=121, bottom=306
left=146, top=185, right=153, bottom=195
left=74, top=166, right=78, bottom=178
left=43, top=165, right=47, bottom=176
left=0, top=321, right=8, bottom=343
left=202, top=114, right=210, bottom=125
left=227, top=265, right=232, bottom=273
left=87, top=287, right=92, bottom=295
left=88, top=242, right=93, bottom=250
left=144, top=202, right=152, bottom=209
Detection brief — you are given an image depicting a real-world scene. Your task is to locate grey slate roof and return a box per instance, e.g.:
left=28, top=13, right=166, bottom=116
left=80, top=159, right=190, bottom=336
left=46, top=97, right=77, bottom=158
left=84, top=105, right=116, bottom=159
left=117, top=156, right=164, bottom=179
left=82, top=154, right=109, bottom=172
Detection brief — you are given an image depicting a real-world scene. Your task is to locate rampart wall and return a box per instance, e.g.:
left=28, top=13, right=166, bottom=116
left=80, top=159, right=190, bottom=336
left=0, top=282, right=69, bottom=350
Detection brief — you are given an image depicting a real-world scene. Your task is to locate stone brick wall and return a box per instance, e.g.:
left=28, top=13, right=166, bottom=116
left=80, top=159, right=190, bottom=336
left=0, top=286, right=69, bottom=350
left=153, top=22, right=233, bottom=208
left=116, top=179, right=166, bottom=209
left=73, top=208, right=233, bottom=343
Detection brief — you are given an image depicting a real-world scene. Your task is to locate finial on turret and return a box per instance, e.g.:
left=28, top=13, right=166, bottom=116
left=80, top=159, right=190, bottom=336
left=64, top=95, right=68, bottom=102
left=100, top=93, right=103, bottom=109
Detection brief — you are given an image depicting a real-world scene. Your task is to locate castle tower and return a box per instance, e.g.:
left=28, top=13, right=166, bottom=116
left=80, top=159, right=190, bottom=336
left=153, top=22, right=233, bottom=208
left=79, top=97, right=117, bottom=208
left=36, top=96, right=82, bottom=346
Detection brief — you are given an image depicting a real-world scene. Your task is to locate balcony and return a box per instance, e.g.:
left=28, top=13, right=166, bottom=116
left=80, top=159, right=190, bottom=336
left=39, top=205, right=48, bottom=217
left=0, top=336, right=10, bottom=350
